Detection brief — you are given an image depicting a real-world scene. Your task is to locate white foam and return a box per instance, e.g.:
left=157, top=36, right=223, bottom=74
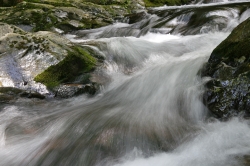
left=139, top=32, right=180, bottom=43
left=112, top=119, right=250, bottom=166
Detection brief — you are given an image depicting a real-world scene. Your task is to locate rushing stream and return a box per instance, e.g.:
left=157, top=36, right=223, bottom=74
left=1, top=1, right=250, bottom=166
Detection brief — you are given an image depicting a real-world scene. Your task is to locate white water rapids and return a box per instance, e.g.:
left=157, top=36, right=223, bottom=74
left=1, top=1, right=250, bottom=166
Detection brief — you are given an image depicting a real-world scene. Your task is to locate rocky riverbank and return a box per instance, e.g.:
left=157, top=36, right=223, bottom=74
left=1, top=0, right=250, bottom=106
left=0, top=0, right=195, bottom=100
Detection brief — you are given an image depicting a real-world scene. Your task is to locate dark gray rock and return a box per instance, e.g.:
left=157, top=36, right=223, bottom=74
left=0, top=87, right=45, bottom=103
left=202, top=17, right=250, bottom=119
left=55, top=83, right=98, bottom=98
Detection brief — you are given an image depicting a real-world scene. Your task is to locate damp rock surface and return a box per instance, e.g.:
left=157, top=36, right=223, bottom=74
left=202, top=17, right=250, bottom=119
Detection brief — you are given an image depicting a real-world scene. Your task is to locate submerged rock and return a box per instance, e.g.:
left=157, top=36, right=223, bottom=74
left=0, top=87, right=45, bottom=103
left=202, top=17, right=250, bottom=119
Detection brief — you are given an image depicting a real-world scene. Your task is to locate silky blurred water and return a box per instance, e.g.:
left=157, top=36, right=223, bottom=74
left=1, top=1, right=250, bottom=166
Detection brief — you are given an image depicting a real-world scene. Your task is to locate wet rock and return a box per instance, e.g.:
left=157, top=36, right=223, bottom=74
left=0, top=87, right=45, bottom=103
left=19, top=91, right=45, bottom=99
left=55, top=83, right=98, bottom=98
left=0, top=94, right=16, bottom=103
left=126, top=11, right=148, bottom=24
left=0, top=24, right=67, bottom=93
left=0, top=87, right=23, bottom=95
left=34, top=46, right=97, bottom=90
left=0, top=0, right=145, bottom=33
left=242, top=155, right=250, bottom=166
left=202, top=17, right=250, bottom=119
left=0, top=23, right=99, bottom=97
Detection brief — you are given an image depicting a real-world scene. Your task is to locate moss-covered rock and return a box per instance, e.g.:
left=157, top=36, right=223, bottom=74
left=0, top=26, right=69, bottom=78
left=34, top=46, right=97, bottom=89
left=0, top=1, right=106, bottom=32
left=0, top=0, right=144, bottom=33
left=202, top=17, right=250, bottom=119
left=0, top=23, right=99, bottom=97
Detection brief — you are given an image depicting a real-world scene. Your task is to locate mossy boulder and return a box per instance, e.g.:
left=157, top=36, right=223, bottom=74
left=0, top=26, right=69, bottom=85
left=202, top=17, right=250, bottom=119
left=0, top=23, right=99, bottom=97
left=0, top=1, right=108, bottom=32
left=0, top=0, right=144, bottom=33
left=34, top=46, right=97, bottom=89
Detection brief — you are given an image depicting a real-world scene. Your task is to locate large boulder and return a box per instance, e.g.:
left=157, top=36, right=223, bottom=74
left=0, top=23, right=99, bottom=97
left=202, top=17, right=250, bottom=119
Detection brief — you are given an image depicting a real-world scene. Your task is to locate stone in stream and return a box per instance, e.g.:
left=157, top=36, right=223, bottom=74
left=0, top=0, right=149, bottom=99
left=55, top=83, right=98, bottom=98
left=0, top=87, right=45, bottom=103
left=0, top=23, right=102, bottom=98
left=202, top=17, right=250, bottom=119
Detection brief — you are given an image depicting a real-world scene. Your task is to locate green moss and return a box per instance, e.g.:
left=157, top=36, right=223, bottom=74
left=0, top=2, right=58, bottom=32
left=0, top=0, right=139, bottom=32
left=210, top=18, right=250, bottom=66
left=34, top=46, right=96, bottom=89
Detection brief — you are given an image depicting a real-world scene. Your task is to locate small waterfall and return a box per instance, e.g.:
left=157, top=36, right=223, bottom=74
left=1, top=1, right=250, bottom=166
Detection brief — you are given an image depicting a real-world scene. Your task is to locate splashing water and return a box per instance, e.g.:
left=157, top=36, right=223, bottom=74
left=1, top=1, right=250, bottom=166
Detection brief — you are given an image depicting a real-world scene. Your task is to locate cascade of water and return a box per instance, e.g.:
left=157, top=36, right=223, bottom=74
left=1, top=1, right=250, bottom=166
